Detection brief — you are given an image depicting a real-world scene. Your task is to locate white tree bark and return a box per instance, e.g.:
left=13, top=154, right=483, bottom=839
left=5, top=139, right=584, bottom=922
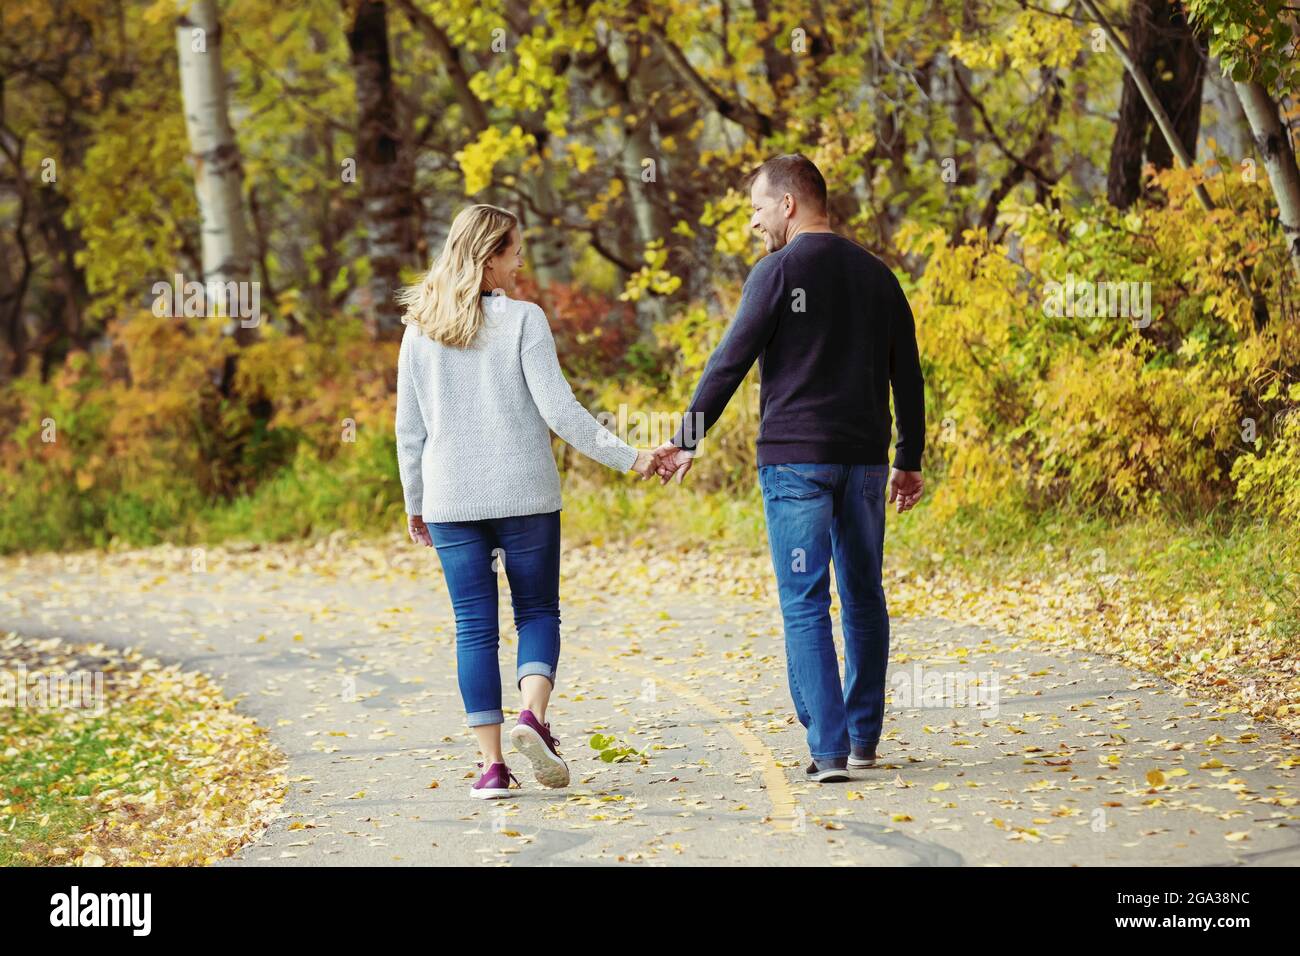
left=1235, top=80, right=1300, bottom=283
left=176, top=0, right=254, bottom=344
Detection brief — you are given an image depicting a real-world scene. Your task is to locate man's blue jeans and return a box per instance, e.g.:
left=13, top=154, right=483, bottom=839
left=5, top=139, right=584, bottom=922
left=428, top=511, right=561, bottom=727
left=758, top=463, right=890, bottom=760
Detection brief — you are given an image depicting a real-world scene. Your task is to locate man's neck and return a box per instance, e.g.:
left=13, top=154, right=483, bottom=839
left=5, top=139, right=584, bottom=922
left=786, top=219, right=834, bottom=243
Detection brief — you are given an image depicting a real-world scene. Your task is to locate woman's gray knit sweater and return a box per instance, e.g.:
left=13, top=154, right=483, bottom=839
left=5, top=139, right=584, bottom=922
left=395, top=294, right=638, bottom=522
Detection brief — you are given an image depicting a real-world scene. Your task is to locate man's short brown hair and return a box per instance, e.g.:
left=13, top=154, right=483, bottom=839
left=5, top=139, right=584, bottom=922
left=744, top=154, right=828, bottom=212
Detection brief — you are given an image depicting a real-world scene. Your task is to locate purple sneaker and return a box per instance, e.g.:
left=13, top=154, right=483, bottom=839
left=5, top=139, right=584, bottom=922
left=509, top=710, right=570, bottom=788
left=470, top=762, right=518, bottom=800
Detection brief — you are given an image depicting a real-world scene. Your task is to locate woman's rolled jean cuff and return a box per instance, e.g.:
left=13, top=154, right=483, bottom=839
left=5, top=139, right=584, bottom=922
left=516, top=661, right=556, bottom=689
left=466, top=708, right=504, bottom=728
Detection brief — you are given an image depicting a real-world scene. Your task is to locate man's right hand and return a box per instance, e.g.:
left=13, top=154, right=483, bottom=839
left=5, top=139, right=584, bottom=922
left=887, top=469, right=924, bottom=513
left=652, top=443, right=694, bottom=485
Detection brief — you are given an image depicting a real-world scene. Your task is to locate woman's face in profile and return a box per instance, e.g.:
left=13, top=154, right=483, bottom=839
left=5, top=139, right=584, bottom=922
left=483, top=228, right=523, bottom=294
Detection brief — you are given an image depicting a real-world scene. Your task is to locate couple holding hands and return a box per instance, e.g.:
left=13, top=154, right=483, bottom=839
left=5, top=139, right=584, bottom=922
left=394, top=154, right=926, bottom=798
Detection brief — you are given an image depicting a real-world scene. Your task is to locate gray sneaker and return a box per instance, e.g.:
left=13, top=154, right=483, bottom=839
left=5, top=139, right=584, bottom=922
left=804, top=757, right=850, bottom=782
left=848, top=744, right=878, bottom=769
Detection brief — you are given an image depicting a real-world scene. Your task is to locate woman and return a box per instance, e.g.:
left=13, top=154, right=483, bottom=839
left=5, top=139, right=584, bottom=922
left=394, top=203, right=657, bottom=799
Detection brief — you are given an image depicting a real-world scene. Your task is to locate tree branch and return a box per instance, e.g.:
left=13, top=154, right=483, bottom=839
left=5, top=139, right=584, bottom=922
left=640, top=19, right=773, bottom=138
left=391, top=0, right=489, bottom=133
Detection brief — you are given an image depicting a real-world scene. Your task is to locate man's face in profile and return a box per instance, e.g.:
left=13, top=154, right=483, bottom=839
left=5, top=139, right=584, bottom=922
left=749, top=174, right=790, bottom=253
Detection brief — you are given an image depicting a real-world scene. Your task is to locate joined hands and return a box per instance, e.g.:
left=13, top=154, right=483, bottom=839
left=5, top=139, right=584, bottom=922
left=630, top=443, right=694, bottom=485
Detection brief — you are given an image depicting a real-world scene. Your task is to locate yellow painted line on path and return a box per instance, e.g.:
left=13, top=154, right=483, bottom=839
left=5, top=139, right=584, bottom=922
left=567, top=640, right=801, bottom=832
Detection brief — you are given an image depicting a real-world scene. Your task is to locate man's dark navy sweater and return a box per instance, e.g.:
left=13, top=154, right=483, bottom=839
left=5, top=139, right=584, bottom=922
left=671, top=231, right=926, bottom=471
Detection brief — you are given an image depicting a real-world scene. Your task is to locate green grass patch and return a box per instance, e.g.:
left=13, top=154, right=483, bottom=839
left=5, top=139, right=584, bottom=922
left=0, top=638, right=285, bottom=866
left=0, top=700, right=173, bottom=865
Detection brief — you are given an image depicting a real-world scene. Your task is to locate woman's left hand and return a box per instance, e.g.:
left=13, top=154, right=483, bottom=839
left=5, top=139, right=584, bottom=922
left=631, top=450, right=658, bottom=479
left=407, top=514, right=433, bottom=547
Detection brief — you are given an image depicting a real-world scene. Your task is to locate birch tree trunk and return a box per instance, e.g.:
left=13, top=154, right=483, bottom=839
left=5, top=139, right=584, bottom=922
left=175, top=0, right=255, bottom=353
left=1235, top=81, right=1300, bottom=282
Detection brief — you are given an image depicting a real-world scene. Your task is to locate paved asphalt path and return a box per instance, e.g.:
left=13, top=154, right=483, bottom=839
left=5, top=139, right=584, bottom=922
left=1, top=538, right=1296, bottom=866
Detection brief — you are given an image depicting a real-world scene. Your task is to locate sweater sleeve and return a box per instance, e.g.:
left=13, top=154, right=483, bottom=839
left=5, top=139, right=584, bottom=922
left=888, top=276, right=926, bottom=471
left=520, top=305, right=640, bottom=472
left=394, top=327, right=427, bottom=514
left=670, top=253, right=784, bottom=450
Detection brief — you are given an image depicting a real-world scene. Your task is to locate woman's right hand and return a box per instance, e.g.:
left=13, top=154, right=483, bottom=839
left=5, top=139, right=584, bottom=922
left=407, top=514, right=432, bottom=547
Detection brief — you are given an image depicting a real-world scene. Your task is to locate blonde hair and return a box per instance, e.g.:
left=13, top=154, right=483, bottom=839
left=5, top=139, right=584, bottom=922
left=397, top=204, right=518, bottom=347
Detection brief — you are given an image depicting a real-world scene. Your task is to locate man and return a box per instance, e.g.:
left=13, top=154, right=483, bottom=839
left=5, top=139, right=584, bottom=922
left=653, top=154, right=926, bottom=782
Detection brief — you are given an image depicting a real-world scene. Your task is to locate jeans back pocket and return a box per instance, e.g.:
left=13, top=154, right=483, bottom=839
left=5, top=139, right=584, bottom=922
left=764, top=464, right=838, bottom=501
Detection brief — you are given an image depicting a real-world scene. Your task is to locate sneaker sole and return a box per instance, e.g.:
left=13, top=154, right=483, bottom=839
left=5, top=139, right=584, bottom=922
left=847, top=758, right=877, bottom=768
left=469, top=786, right=513, bottom=799
left=510, top=723, right=570, bottom=788
left=809, top=767, right=851, bottom=783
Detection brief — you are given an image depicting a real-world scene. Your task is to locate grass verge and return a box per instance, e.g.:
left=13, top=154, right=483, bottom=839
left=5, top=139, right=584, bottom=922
left=0, top=634, right=286, bottom=866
